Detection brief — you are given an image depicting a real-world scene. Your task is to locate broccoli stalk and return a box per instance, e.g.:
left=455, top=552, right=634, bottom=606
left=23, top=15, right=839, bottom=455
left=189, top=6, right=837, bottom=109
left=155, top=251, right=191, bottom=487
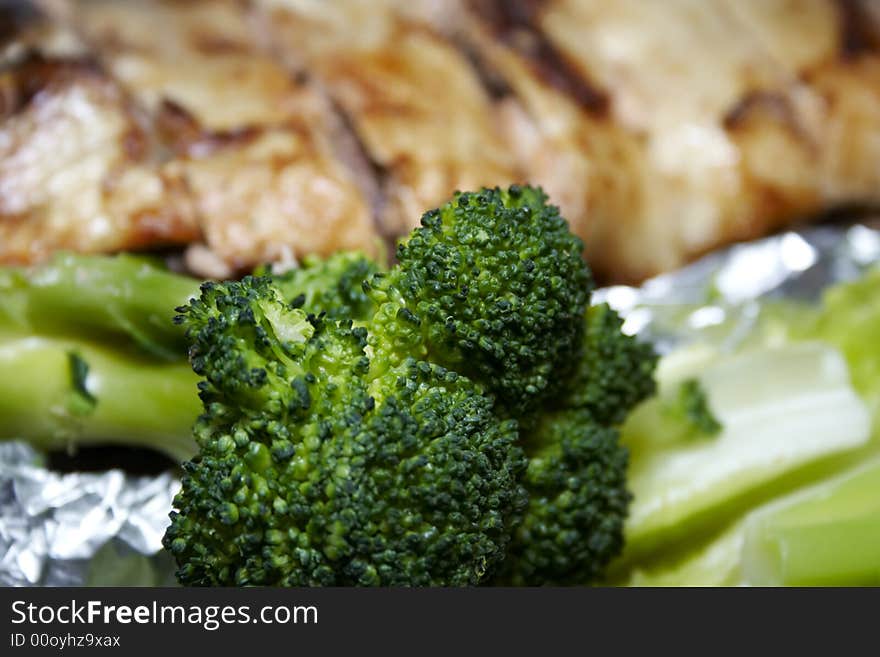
left=0, top=251, right=382, bottom=462
left=619, top=342, right=872, bottom=564
left=0, top=254, right=203, bottom=460
left=741, top=457, right=880, bottom=586
left=0, top=333, right=200, bottom=461
left=0, top=253, right=200, bottom=360
left=617, top=456, right=880, bottom=587
left=612, top=267, right=880, bottom=586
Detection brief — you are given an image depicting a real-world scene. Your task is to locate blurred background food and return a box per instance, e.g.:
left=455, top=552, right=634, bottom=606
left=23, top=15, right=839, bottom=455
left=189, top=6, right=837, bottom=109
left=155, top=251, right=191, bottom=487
left=2, top=0, right=879, bottom=281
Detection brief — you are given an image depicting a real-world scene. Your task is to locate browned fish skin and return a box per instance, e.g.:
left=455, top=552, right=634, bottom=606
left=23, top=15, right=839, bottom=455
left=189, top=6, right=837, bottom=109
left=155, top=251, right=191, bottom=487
left=63, top=0, right=381, bottom=276
left=461, top=0, right=880, bottom=281
left=3, top=0, right=880, bottom=281
left=255, top=0, right=524, bottom=237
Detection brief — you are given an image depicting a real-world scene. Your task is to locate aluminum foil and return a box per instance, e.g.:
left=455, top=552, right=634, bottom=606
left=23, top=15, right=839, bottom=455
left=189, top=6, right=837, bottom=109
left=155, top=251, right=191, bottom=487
left=1, top=222, right=878, bottom=587
left=0, top=442, right=179, bottom=586
left=595, top=222, right=880, bottom=353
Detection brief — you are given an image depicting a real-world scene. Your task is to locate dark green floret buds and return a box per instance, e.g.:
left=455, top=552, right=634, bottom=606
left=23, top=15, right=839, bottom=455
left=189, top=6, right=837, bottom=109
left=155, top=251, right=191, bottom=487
left=164, top=276, right=527, bottom=586
left=374, top=185, right=593, bottom=414
left=162, top=185, right=657, bottom=587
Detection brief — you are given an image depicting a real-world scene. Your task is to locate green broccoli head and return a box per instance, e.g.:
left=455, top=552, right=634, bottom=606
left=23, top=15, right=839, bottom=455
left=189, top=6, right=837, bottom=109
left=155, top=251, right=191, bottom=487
left=269, top=252, right=380, bottom=320
left=375, top=185, right=592, bottom=414
left=499, top=409, right=630, bottom=585
left=495, top=304, right=655, bottom=584
left=561, top=303, right=659, bottom=426
left=161, top=186, right=658, bottom=588
left=164, top=276, right=527, bottom=586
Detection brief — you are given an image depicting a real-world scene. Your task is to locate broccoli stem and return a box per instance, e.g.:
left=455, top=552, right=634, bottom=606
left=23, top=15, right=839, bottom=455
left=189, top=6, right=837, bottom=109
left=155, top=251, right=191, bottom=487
left=0, top=252, right=388, bottom=461
left=742, top=458, right=880, bottom=586
left=0, top=253, right=200, bottom=360
left=620, top=342, right=872, bottom=562
left=0, top=333, right=199, bottom=462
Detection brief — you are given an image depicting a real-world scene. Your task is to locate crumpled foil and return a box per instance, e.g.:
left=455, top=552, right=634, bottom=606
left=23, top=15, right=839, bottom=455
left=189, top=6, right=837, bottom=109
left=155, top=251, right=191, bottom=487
left=1, top=222, right=878, bottom=586
left=0, top=442, right=179, bottom=586
left=595, top=222, right=880, bottom=352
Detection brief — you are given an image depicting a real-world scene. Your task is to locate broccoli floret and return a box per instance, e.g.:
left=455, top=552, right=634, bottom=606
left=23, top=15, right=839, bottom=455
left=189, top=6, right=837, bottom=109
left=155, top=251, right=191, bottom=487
left=367, top=185, right=592, bottom=413
left=164, top=277, right=527, bottom=586
left=560, top=303, right=659, bottom=426
left=499, top=410, right=630, bottom=585
left=497, top=304, right=657, bottom=584
left=162, top=187, right=654, bottom=587
left=670, top=379, right=722, bottom=439
left=268, top=252, right=381, bottom=321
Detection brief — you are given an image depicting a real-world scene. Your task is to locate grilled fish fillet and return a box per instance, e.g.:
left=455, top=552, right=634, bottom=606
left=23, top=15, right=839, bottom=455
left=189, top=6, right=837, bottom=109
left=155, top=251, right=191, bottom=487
left=64, top=0, right=381, bottom=276
left=1, top=0, right=380, bottom=276
left=256, top=0, right=522, bottom=236
left=0, top=7, right=199, bottom=264
left=458, top=0, right=880, bottom=280
left=2, top=0, right=879, bottom=281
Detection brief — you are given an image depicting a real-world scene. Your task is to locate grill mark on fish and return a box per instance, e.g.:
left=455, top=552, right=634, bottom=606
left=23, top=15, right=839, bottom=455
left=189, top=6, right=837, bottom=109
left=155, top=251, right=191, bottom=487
left=835, top=0, right=880, bottom=59
left=323, top=91, right=396, bottom=252
left=0, top=52, right=103, bottom=117
left=468, top=0, right=609, bottom=116
left=452, top=32, right=514, bottom=101
left=155, top=98, right=263, bottom=158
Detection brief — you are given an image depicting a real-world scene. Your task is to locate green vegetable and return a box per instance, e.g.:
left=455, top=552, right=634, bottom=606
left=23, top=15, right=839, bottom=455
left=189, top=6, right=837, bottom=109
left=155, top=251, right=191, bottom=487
left=621, top=520, right=745, bottom=587
left=0, top=253, right=200, bottom=360
left=165, top=185, right=653, bottom=586
left=0, top=252, right=383, bottom=461
left=558, top=303, right=659, bottom=427
left=0, top=334, right=200, bottom=461
left=367, top=185, right=592, bottom=414
left=67, top=351, right=98, bottom=416
left=799, top=266, right=880, bottom=422
left=500, top=409, right=630, bottom=585
left=619, top=341, right=871, bottom=563
left=741, top=457, right=880, bottom=586
left=263, top=251, right=380, bottom=321
left=499, top=303, right=657, bottom=585
left=621, top=457, right=880, bottom=587
left=624, top=374, right=721, bottom=449
left=671, top=379, right=721, bottom=438
left=164, top=277, right=527, bottom=585
left=614, top=266, right=880, bottom=585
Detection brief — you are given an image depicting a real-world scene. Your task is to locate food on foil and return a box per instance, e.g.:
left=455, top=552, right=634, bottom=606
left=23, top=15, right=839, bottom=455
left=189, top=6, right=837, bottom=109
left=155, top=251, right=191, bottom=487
left=1, top=186, right=658, bottom=585
left=2, top=0, right=879, bottom=280
left=1, top=183, right=878, bottom=586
